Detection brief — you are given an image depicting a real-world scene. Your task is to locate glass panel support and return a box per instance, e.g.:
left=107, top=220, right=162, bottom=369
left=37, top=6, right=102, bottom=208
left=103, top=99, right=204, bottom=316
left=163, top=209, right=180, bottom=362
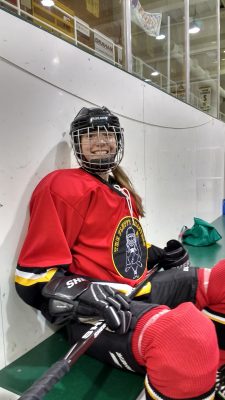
left=167, top=15, right=171, bottom=93
left=184, top=0, right=190, bottom=103
left=217, top=0, right=220, bottom=119
left=17, top=0, right=21, bottom=15
left=123, top=0, right=132, bottom=73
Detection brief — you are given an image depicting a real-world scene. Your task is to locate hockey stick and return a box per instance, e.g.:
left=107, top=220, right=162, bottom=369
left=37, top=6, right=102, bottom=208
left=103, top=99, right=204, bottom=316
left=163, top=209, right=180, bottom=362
left=18, top=264, right=159, bottom=400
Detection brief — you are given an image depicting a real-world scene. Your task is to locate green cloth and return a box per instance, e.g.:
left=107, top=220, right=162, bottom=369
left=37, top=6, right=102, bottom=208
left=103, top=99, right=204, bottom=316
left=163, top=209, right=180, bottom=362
left=182, top=217, right=222, bottom=246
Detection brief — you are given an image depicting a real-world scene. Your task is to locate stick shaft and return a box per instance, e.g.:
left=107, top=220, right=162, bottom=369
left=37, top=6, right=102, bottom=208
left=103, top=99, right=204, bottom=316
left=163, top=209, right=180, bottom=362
left=19, top=360, right=70, bottom=400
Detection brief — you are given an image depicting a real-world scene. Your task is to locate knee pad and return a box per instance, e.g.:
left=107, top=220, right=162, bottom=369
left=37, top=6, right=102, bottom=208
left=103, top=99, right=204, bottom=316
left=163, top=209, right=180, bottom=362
left=67, top=301, right=157, bottom=375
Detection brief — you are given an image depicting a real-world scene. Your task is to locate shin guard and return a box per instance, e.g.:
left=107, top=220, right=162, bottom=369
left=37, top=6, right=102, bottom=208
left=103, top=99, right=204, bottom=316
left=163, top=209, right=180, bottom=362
left=67, top=300, right=157, bottom=374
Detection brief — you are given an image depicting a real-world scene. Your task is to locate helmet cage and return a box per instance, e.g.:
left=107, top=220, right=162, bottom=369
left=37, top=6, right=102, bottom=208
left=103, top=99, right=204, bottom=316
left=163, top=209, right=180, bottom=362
left=70, top=124, right=124, bottom=173
left=70, top=107, right=124, bottom=173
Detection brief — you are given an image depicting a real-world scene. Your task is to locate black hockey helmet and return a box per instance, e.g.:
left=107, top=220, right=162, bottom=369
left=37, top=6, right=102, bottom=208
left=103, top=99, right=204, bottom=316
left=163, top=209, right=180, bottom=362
left=69, top=106, right=124, bottom=173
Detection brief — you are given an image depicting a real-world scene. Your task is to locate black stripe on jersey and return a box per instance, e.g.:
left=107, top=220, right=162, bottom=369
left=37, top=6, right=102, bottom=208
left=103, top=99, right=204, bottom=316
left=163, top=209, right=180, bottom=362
left=17, top=264, right=69, bottom=273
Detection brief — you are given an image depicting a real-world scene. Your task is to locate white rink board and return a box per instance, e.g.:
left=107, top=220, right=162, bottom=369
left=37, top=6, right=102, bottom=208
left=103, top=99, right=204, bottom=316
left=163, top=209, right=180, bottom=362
left=0, top=287, right=5, bottom=370
left=0, top=387, right=19, bottom=400
left=0, top=9, right=225, bottom=368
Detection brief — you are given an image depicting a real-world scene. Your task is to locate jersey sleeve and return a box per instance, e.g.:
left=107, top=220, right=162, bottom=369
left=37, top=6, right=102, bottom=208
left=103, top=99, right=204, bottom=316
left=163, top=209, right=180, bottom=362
left=15, top=184, right=85, bottom=316
left=18, top=186, right=84, bottom=267
left=15, top=266, right=66, bottom=321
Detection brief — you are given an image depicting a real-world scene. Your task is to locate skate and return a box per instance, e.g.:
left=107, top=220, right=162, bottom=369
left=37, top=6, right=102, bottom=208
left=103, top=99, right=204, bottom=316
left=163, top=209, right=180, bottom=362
left=216, top=365, right=225, bottom=399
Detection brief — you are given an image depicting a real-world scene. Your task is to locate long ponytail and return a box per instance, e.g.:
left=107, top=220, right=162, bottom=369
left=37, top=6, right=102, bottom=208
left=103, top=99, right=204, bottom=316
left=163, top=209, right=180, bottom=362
left=112, top=166, right=144, bottom=217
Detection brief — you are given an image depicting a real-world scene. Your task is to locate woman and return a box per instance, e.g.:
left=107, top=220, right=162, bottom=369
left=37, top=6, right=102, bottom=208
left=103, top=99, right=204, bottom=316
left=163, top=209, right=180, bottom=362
left=15, top=106, right=225, bottom=399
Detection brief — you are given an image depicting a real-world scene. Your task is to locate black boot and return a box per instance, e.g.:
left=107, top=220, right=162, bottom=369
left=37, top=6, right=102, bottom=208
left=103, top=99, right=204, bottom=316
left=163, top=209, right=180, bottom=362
left=216, top=365, right=225, bottom=399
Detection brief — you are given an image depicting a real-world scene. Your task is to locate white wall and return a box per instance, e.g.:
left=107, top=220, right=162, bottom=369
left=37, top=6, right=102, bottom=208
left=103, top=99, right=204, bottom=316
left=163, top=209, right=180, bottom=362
left=0, top=9, right=225, bottom=368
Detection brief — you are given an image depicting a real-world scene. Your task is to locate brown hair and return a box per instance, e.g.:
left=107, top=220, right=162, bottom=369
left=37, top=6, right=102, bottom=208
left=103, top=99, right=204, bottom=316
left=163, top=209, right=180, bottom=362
left=112, top=166, right=144, bottom=217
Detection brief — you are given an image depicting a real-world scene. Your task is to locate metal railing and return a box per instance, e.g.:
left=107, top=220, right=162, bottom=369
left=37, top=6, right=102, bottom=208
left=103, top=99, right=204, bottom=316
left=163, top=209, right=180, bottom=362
left=0, top=0, right=123, bottom=68
left=0, top=0, right=220, bottom=119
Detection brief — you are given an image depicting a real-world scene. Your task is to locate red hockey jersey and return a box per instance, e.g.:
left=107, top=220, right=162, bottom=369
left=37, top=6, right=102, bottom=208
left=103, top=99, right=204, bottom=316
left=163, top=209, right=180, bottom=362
left=18, top=168, right=147, bottom=286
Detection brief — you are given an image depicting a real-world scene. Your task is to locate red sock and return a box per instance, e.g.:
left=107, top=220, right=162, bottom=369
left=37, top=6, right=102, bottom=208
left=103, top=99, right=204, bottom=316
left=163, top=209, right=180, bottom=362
left=132, top=305, right=168, bottom=366
left=132, top=302, right=218, bottom=398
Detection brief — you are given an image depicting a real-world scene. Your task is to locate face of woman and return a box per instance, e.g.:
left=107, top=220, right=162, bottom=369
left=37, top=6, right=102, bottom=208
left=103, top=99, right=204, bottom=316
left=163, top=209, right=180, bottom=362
left=80, top=128, right=117, bottom=163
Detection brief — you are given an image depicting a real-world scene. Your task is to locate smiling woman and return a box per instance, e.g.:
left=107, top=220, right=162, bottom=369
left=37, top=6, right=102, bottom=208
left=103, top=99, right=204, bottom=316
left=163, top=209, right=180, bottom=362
left=69, top=107, right=124, bottom=178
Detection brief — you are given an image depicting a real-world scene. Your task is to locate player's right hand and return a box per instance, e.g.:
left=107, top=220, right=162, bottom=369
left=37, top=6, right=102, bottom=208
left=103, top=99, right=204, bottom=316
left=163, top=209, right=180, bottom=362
left=42, top=276, right=132, bottom=334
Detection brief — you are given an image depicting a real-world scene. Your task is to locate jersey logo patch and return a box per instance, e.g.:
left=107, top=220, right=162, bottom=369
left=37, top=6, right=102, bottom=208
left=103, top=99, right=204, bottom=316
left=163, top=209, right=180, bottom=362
left=112, top=217, right=147, bottom=280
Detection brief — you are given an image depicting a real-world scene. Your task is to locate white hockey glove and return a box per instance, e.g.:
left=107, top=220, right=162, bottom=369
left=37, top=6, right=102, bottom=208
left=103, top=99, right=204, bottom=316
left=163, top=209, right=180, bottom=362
left=42, top=276, right=132, bottom=334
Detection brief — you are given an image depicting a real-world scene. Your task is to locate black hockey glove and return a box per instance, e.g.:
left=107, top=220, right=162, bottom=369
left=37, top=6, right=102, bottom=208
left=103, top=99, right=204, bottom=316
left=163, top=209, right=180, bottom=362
left=159, top=239, right=190, bottom=270
left=147, top=244, right=164, bottom=269
left=42, top=276, right=132, bottom=334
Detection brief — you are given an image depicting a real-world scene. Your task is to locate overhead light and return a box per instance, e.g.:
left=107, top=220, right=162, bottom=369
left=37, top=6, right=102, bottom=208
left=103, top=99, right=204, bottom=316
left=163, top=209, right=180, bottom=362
left=189, top=26, right=200, bottom=34
left=41, top=0, right=54, bottom=6
left=189, top=20, right=200, bottom=34
left=151, top=71, right=159, bottom=76
left=52, top=57, right=60, bottom=64
left=156, top=34, right=166, bottom=40
left=145, top=79, right=151, bottom=82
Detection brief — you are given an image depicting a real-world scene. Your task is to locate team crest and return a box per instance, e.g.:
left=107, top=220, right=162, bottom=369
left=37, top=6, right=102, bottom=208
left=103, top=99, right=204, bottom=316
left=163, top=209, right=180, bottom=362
left=112, top=217, right=147, bottom=280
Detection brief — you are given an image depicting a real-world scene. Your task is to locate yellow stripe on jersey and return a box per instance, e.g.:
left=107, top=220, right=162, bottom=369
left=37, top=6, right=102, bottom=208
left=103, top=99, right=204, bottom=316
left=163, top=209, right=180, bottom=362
left=15, top=268, right=57, bottom=286
left=94, top=281, right=152, bottom=297
left=147, top=243, right=152, bottom=249
left=135, top=281, right=151, bottom=297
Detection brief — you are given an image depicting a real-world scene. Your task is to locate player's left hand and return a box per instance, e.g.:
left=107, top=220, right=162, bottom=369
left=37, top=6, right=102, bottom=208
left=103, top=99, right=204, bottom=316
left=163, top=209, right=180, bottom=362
left=159, top=239, right=190, bottom=270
